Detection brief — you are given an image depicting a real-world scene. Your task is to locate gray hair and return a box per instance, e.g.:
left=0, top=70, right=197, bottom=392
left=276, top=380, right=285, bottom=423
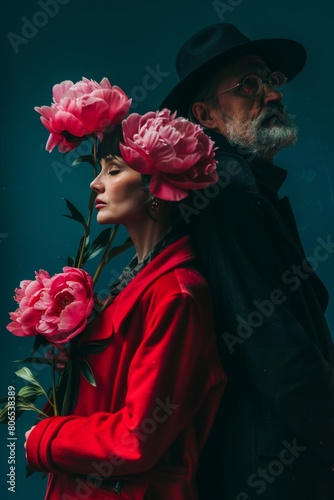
left=187, top=69, right=225, bottom=122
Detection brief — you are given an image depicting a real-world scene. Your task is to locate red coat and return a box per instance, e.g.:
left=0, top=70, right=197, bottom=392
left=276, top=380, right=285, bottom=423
left=26, top=235, right=226, bottom=499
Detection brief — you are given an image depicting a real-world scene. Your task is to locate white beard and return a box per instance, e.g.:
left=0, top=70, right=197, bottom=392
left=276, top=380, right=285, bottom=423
left=224, top=104, right=298, bottom=161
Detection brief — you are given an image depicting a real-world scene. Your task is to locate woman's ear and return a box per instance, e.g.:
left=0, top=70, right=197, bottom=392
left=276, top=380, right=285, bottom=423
left=191, top=102, right=219, bottom=129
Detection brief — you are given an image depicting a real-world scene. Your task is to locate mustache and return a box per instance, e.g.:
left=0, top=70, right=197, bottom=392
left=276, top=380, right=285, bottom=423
left=259, top=102, right=291, bottom=125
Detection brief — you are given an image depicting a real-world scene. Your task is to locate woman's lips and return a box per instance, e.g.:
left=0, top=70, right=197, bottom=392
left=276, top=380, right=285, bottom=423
left=95, top=199, right=107, bottom=209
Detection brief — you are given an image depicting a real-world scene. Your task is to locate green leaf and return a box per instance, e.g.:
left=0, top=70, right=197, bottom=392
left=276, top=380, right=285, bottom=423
left=33, top=335, right=50, bottom=351
left=84, top=228, right=113, bottom=263
left=15, top=367, right=48, bottom=395
left=14, top=399, right=46, bottom=414
left=0, top=404, right=9, bottom=422
left=17, top=385, right=44, bottom=399
left=77, top=340, right=110, bottom=357
left=12, top=356, right=49, bottom=365
left=71, top=155, right=95, bottom=168
left=25, top=464, right=36, bottom=478
left=0, top=396, right=48, bottom=423
left=59, top=369, right=73, bottom=416
left=78, top=358, right=96, bottom=387
left=61, top=131, right=88, bottom=143
left=66, top=255, right=75, bottom=266
left=62, top=198, right=88, bottom=230
left=56, top=359, right=79, bottom=416
left=0, top=410, right=26, bottom=424
left=106, top=237, right=133, bottom=264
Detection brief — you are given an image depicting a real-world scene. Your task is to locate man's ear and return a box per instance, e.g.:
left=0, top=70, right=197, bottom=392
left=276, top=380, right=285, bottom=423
left=192, top=102, right=219, bottom=129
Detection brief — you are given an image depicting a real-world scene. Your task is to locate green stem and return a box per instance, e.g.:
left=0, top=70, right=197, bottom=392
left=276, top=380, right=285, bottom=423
left=52, top=356, right=58, bottom=416
left=36, top=409, right=50, bottom=418
left=97, top=293, right=115, bottom=313
left=76, top=229, right=89, bottom=269
left=93, top=224, right=120, bottom=285
left=77, top=136, right=98, bottom=268
left=55, top=357, right=67, bottom=394
left=40, top=388, right=53, bottom=407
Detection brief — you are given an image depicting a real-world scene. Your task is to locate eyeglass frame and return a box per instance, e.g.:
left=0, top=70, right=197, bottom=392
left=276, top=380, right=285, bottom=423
left=207, top=71, right=288, bottom=101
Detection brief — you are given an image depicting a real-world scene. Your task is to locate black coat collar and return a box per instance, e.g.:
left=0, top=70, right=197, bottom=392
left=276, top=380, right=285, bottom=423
left=205, top=129, right=287, bottom=197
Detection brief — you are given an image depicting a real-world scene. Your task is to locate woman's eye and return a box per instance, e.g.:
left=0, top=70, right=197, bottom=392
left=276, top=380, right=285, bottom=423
left=108, top=169, right=121, bottom=176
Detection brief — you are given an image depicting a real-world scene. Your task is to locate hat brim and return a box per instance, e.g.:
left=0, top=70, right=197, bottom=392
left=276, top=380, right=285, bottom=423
left=161, top=38, right=306, bottom=117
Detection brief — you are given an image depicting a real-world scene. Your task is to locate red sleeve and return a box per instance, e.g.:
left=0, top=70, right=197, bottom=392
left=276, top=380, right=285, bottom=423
left=26, top=287, right=225, bottom=476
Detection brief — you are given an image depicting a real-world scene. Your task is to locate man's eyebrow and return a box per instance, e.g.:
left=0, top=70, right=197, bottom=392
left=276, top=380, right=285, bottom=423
left=233, top=63, right=270, bottom=82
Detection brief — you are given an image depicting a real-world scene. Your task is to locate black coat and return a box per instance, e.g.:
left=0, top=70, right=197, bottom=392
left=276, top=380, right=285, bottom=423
left=188, top=131, right=334, bottom=500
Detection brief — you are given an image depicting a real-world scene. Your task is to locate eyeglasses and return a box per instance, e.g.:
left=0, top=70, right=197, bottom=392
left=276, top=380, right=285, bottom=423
left=210, top=71, right=288, bottom=100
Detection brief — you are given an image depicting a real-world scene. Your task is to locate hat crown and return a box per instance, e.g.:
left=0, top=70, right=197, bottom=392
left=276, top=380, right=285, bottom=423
left=176, top=23, right=250, bottom=79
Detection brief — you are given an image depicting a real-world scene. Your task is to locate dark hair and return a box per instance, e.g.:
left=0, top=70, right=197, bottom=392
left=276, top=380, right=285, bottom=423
left=140, top=174, right=185, bottom=228
left=97, top=123, right=123, bottom=161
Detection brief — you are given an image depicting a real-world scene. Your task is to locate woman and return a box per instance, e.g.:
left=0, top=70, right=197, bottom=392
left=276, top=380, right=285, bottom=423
left=24, top=109, right=226, bottom=499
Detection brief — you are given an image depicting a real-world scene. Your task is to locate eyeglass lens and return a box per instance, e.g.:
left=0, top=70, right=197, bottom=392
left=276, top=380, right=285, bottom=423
left=242, top=72, right=286, bottom=96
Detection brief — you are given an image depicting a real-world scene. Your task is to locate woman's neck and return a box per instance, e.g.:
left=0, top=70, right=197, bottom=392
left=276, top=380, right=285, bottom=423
left=127, top=219, right=171, bottom=262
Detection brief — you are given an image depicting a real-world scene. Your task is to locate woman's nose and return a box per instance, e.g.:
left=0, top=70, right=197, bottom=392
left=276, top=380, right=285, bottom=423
left=90, top=175, right=103, bottom=192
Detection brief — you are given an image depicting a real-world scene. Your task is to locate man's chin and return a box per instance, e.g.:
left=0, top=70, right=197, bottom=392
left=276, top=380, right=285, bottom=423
left=262, top=118, right=284, bottom=128
left=264, top=127, right=298, bottom=146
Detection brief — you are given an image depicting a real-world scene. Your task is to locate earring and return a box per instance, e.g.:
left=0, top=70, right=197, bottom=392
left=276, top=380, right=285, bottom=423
left=150, top=196, right=160, bottom=213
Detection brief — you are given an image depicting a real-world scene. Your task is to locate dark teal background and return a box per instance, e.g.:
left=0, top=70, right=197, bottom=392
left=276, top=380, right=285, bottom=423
left=1, top=0, right=333, bottom=498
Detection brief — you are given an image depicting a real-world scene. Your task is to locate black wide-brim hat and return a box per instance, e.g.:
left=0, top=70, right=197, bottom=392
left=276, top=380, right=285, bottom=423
left=161, top=23, right=307, bottom=117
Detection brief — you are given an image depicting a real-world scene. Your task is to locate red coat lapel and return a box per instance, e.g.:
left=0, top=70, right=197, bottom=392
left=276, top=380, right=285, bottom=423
left=82, top=235, right=195, bottom=341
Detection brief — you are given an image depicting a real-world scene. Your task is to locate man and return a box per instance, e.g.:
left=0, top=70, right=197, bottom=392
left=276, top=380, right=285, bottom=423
left=161, top=23, right=334, bottom=499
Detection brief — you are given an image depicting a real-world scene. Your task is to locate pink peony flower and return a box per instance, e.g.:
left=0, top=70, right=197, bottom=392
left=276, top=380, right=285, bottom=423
left=35, top=77, right=132, bottom=153
left=7, top=267, right=94, bottom=345
left=119, top=108, right=218, bottom=201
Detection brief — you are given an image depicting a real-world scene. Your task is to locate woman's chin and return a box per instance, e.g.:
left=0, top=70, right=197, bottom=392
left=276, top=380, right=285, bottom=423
left=96, top=214, right=116, bottom=225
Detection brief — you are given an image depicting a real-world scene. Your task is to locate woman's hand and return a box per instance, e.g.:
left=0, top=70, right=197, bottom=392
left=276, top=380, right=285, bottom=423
left=24, top=425, right=36, bottom=459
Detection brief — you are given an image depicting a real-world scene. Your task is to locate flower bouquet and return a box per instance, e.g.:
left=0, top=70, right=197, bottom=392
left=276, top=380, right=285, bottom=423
left=0, top=77, right=133, bottom=434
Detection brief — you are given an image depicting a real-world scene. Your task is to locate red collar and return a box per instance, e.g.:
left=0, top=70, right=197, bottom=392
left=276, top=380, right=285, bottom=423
left=84, top=235, right=195, bottom=340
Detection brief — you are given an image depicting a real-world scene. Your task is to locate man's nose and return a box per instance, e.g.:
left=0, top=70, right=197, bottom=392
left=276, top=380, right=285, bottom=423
left=263, top=83, right=282, bottom=105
